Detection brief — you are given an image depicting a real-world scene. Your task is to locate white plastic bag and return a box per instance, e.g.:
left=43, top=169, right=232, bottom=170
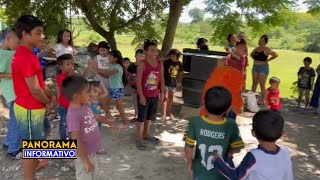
left=243, top=91, right=260, bottom=113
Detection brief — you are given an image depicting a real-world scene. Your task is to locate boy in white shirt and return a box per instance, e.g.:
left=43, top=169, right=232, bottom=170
left=213, top=110, right=293, bottom=180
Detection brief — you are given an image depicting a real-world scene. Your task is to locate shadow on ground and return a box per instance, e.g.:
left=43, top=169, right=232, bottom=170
left=0, top=90, right=319, bottom=179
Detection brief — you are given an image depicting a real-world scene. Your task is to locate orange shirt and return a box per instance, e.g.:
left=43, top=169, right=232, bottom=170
left=200, top=66, right=244, bottom=116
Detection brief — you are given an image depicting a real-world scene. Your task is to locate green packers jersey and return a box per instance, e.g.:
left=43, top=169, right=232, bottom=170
left=185, top=116, right=244, bottom=180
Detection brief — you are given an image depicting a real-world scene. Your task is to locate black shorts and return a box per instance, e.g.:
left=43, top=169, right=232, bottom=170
left=137, top=96, right=159, bottom=122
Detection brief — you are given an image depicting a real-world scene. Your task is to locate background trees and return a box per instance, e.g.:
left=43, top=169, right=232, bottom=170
left=189, top=8, right=204, bottom=23
left=0, top=0, right=319, bottom=52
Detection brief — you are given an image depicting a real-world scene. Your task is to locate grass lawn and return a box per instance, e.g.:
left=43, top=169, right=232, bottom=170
left=75, top=36, right=320, bottom=99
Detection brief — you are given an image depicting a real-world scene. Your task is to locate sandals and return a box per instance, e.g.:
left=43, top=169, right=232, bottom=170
left=130, top=118, right=137, bottom=123
left=144, top=136, right=160, bottom=144
left=136, top=141, right=146, bottom=150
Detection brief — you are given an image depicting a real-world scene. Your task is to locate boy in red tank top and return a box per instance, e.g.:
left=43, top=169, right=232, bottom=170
left=265, top=77, right=282, bottom=111
left=136, top=40, right=165, bottom=150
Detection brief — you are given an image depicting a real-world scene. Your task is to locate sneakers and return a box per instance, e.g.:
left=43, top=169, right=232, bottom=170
left=2, top=144, right=8, bottom=150
left=8, top=149, right=22, bottom=160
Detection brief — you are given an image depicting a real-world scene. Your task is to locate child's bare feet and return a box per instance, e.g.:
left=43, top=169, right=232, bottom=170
left=169, top=114, right=175, bottom=120
left=118, top=123, right=128, bottom=129
left=34, top=159, right=48, bottom=173
left=97, top=148, right=107, bottom=155
left=107, top=113, right=115, bottom=122
left=162, top=116, right=167, bottom=121
left=122, top=117, right=129, bottom=125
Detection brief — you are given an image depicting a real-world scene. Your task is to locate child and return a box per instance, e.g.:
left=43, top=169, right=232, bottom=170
left=62, top=76, right=102, bottom=180
left=200, top=58, right=244, bottom=119
left=226, top=33, right=237, bottom=54
left=213, top=110, right=293, bottom=180
left=92, top=41, right=110, bottom=93
left=33, top=38, right=49, bottom=79
left=239, top=38, right=248, bottom=56
left=197, top=38, right=209, bottom=50
left=265, top=77, right=282, bottom=111
left=296, top=57, right=316, bottom=111
left=123, top=57, right=133, bottom=96
left=310, top=64, right=320, bottom=114
left=94, top=50, right=129, bottom=127
left=225, top=41, right=248, bottom=91
left=128, top=49, right=145, bottom=122
left=136, top=40, right=165, bottom=150
left=12, top=15, right=54, bottom=179
left=91, top=41, right=116, bottom=122
left=53, top=29, right=75, bottom=58
left=0, top=29, right=21, bottom=158
left=123, top=57, right=131, bottom=70
left=185, top=86, right=244, bottom=179
left=162, top=49, right=183, bottom=121
left=88, top=80, right=119, bottom=154
left=56, top=54, right=75, bottom=140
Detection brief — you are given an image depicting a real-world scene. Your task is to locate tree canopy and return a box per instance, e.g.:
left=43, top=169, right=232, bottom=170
left=205, top=0, right=297, bottom=44
left=189, top=8, right=204, bottom=23
left=0, top=0, right=167, bottom=49
left=304, top=0, right=320, bottom=14
left=1, top=0, right=69, bottom=36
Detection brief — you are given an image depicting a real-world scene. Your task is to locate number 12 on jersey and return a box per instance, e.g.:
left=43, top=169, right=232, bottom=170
left=199, top=144, right=223, bottom=170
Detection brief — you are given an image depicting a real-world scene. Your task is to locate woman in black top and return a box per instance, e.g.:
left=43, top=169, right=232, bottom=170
left=251, top=35, right=278, bottom=104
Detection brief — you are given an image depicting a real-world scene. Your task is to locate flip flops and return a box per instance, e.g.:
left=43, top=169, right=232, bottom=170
left=136, top=141, right=146, bottom=150
left=144, top=136, right=160, bottom=144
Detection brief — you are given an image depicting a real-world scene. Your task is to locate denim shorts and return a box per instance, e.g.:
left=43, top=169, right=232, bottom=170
left=108, top=88, right=124, bottom=100
left=165, top=86, right=176, bottom=92
left=253, top=64, right=269, bottom=75
left=137, top=96, right=159, bottom=122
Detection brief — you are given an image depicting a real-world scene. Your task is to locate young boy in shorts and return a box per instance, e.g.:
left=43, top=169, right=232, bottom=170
left=213, top=110, right=293, bottom=180
left=162, top=49, right=183, bottom=121
left=136, top=41, right=164, bottom=150
left=128, top=49, right=145, bottom=122
left=296, top=57, right=316, bottom=112
left=185, top=86, right=244, bottom=180
left=0, top=29, right=21, bottom=158
left=12, top=15, right=54, bottom=179
left=62, top=76, right=102, bottom=180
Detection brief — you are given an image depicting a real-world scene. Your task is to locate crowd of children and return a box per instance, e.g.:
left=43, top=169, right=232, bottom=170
left=2, top=14, right=320, bottom=180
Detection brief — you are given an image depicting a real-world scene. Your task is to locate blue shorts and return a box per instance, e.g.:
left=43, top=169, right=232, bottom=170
left=253, top=64, right=269, bottom=75
left=165, top=86, right=176, bottom=92
left=108, top=88, right=124, bottom=100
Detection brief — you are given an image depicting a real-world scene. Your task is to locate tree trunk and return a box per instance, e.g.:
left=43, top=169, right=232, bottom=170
left=101, top=31, right=117, bottom=50
left=75, top=0, right=118, bottom=49
left=161, top=0, right=185, bottom=56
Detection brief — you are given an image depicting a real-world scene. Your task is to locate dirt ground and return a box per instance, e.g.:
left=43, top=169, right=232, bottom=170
left=0, top=88, right=320, bottom=180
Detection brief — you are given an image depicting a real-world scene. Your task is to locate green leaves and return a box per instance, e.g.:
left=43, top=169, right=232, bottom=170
left=205, top=0, right=297, bottom=45
left=0, top=0, right=69, bottom=37
left=73, top=0, right=168, bottom=48
left=189, top=8, right=205, bottom=23
left=0, top=0, right=168, bottom=48
left=304, top=0, right=320, bottom=14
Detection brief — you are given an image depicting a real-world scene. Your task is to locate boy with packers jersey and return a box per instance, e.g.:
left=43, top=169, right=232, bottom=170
left=184, top=86, right=244, bottom=180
